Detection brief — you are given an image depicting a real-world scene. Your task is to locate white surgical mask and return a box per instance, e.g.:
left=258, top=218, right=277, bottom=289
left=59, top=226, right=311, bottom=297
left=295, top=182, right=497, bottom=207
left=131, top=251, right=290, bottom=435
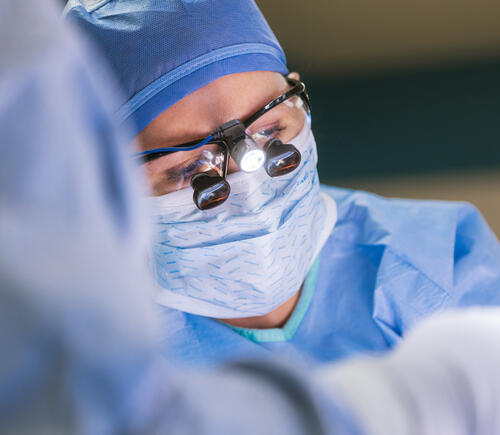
left=150, top=120, right=337, bottom=318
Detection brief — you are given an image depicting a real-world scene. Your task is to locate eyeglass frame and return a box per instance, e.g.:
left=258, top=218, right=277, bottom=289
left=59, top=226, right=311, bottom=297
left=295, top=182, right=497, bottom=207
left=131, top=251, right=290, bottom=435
left=134, top=76, right=311, bottom=179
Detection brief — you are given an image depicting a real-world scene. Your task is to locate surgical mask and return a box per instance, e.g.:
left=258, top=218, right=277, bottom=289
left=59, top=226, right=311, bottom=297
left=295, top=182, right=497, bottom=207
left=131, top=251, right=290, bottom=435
left=150, top=120, right=337, bottom=318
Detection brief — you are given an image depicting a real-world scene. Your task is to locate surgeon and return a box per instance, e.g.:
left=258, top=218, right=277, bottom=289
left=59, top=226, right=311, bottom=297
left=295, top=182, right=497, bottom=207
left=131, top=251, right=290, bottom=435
left=65, top=0, right=500, bottom=368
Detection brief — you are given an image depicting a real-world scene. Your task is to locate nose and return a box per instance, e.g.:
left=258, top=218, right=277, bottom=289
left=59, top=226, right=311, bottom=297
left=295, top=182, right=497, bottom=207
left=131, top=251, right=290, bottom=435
left=226, top=156, right=241, bottom=175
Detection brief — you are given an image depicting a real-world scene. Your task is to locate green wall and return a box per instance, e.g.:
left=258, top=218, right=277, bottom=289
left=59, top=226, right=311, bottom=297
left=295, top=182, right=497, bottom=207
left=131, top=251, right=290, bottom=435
left=305, top=59, right=500, bottom=183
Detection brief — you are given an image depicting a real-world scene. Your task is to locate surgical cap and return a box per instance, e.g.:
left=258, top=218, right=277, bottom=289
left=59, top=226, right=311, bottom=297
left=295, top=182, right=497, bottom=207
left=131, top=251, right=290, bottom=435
left=65, top=0, right=288, bottom=135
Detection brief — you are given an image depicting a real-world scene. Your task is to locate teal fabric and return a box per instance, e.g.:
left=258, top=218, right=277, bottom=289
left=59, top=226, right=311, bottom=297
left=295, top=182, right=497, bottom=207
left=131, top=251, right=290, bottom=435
left=158, top=185, right=500, bottom=368
left=226, top=254, right=321, bottom=343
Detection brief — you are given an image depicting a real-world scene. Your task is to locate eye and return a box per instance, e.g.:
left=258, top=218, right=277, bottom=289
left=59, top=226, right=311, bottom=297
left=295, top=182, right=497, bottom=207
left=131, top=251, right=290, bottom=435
left=163, top=161, right=199, bottom=183
left=184, top=159, right=203, bottom=174
left=251, top=124, right=285, bottom=142
left=259, top=125, right=284, bottom=137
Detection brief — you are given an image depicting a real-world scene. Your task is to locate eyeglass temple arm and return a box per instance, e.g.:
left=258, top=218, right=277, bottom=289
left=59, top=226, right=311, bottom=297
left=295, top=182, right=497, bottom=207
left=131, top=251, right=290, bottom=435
left=243, top=78, right=308, bottom=128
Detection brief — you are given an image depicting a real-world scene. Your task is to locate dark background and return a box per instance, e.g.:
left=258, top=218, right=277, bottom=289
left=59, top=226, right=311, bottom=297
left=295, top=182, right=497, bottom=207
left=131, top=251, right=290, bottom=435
left=307, top=61, right=500, bottom=182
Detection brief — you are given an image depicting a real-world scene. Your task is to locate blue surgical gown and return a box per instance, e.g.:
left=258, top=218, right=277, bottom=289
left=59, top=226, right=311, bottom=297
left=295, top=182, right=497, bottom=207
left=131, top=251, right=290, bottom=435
left=158, top=185, right=500, bottom=367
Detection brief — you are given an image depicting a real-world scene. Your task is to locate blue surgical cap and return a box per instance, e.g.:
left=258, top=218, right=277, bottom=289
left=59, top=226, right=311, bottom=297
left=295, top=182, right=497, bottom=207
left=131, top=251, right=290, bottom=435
left=65, top=0, right=288, bottom=135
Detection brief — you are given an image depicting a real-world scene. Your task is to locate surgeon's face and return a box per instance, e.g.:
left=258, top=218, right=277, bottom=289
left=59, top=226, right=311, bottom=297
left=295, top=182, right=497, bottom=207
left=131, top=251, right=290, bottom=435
left=136, top=71, right=297, bottom=196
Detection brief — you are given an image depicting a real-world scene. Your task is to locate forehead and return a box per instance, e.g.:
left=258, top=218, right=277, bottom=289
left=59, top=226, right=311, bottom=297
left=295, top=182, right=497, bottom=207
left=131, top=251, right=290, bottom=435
left=136, top=71, right=288, bottom=151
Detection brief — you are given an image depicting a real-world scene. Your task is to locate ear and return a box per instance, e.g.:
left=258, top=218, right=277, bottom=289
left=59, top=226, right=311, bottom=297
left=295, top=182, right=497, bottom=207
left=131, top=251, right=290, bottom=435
left=287, top=71, right=301, bottom=81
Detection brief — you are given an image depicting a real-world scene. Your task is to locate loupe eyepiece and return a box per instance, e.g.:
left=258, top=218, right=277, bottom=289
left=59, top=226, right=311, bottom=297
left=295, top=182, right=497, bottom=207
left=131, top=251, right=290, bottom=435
left=263, top=139, right=301, bottom=177
left=191, top=171, right=230, bottom=210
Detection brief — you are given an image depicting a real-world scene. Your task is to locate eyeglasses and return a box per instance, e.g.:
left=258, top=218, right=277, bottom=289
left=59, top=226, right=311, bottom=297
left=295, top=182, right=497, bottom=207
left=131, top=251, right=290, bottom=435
left=134, top=77, right=311, bottom=210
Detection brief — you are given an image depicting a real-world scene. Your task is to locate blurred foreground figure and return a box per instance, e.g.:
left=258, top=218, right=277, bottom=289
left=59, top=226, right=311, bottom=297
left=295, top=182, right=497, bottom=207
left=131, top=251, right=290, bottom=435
left=1, top=2, right=500, bottom=435
left=320, top=308, right=500, bottom=435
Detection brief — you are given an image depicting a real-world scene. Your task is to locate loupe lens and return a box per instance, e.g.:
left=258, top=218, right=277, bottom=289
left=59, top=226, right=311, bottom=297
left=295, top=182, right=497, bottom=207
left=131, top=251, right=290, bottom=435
left=191, top=171, right=230, bottom=210
left=264, top=139, right=301, bottom=177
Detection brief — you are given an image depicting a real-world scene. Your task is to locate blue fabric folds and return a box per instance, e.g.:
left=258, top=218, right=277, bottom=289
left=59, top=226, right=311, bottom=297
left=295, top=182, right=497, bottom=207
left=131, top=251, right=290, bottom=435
left=65, top=0, right=288, bottom=135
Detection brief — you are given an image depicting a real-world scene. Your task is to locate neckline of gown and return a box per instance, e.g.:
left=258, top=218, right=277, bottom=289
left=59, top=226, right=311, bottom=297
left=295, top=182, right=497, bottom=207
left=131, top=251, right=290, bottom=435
left=221, top=253, right=321, bottom=343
